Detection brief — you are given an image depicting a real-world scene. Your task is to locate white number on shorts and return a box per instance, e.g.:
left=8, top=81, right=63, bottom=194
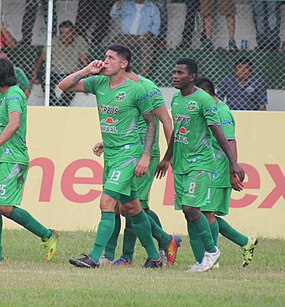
left=0, top=184, right=7, bottom=196
left=110, top=171, right=121, bottom=182
left=188, top=182, right=196, bottom=194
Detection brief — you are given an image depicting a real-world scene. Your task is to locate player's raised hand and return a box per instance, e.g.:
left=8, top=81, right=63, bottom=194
left=155, top=159, right=170, bottom=179
left=92, top=142, right=104, bottom=157
left=134, top=154, right=150, bottom=178
left=84, top=60, right=105, bottom=75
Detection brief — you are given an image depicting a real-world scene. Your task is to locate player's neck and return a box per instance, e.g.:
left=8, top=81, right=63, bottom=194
left=0, top=85, right=9, bottom=95
left=181, top=84, right=198, bottom=96
left=109, top=71, right=128, bottom=89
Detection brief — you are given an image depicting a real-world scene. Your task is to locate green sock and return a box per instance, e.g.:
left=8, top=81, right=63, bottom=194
left=122, top=214, right=137, bottom=262
left=147, top=209, right=162, bottom=228
left=193, top=214, right=216, bottom=253
left=216, top=216, right=248, bottom=247
left=147, top=214, right=171, bottom=249
left=89, top=212, right=115, bottom=262
left=130, top=210, right=159, bottom=260
left=187, top=222, right=205, bottom=263
left=0, top=215, right=3, bottom=259
left=104, top=214, right=121, bottom=261
left=8, top=207, right=51, bottom=240
left=210, top=220, right=219, bottom=246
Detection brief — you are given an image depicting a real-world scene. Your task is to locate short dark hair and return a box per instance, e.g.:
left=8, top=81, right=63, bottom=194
left=235, top=56, right=252, bottom=69
left=176, top=58, right=198, bottom=76
left=59, top=20, right=74, bottom=29
left=195, top=77, right=215, bottom=96
left=107, top=44, right=132, bottom=72
left=0, top=58, right=17, bottom=87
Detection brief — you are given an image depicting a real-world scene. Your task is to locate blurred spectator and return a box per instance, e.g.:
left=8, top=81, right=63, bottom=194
left=0, top=52, right=31, bottom=99
left=179, top=0, right=200, bottom=48
left=217, top=57, right=268, bottom=111
left=110, top=0, right=161, bottom=77
left=75, top=0, right=114, bottom=44
left=200, top=0, right=238, bottom=51
left=253, top=0, right=281, bottom=50
left=152, top=0, right=168, bottom=47
left=31, top=20, right=89, bottom=106
left=21, top=0, right=58, bottom=45
left=0, top=21, right=17, bottom=49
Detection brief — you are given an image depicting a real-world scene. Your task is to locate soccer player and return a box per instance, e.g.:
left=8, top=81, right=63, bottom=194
left=155, top=58, right=245, bottom=272
left=0, top=58, right=59, bottom=262
left=94, top=71, right=181, bottom=267
left=59, top=44, right=165, bottom=268
left=191, top=77, right=258, bottom=269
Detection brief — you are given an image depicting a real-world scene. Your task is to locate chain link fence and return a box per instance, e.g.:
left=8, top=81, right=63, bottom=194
left=0, top=0, right=284, bottom=110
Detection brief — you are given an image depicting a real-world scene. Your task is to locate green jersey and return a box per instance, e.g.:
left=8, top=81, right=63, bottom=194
left=211, top=101, right=235, bottom=187
left=137, top=76, right=165, bottom=157
left=84, top=75, right=153, bottom=160
left=171, top=89, right=220, bottom=174
left=0, top=85, right=29, bottom=164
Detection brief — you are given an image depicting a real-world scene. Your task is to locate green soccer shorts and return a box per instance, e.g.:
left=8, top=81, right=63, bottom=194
left=174, top=170, right=213, bottom=210
left=103, top=157, right=139, bottom=204
left=202, top=187, right=232, bottom=216
left=0, top=163, right=28, bottom=206
left=135, top=156, right=159, bottom=210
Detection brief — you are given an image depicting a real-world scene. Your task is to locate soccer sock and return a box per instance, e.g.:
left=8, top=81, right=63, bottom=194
left=0, top=215, right=3, bottom=259
left=210, top=220, right=219, bottom=246
left=193, top=214, right=216, bottom=253
left=130, top=210, right=159, bottom=260
left=216, top=216, right=248, bottom=247
left=122, top=214, right=137, bottom=262
left=104, top=214, right=121, bottom=261
left=8, top=207, right=52, bottom=240
left=147, top=214, right=171, bottom=249
left=187, top=222, right=205, bottom=263
left=146, top=209, right=162, bottom=228
left=89, top=212, right=115, bottom=262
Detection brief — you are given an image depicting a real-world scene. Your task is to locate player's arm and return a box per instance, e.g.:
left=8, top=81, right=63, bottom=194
left=155, top=105, right=173, bottom=144
left=58, top=60, right=105, bottom=93
left=31, top=50, right=46, bottom=84
left=134, top=110, right=157, bottom=178
left=0, top=112, right=20, bottom=146
left=210, top=125, right=245, bottom=183
left=155, top=130, right=174, bottom=179
left=1, top=22, right=17, bottom=48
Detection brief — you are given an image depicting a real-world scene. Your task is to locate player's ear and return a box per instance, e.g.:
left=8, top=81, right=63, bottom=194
left=189, top=73, right=196, bottom=82
left=121, top=60, right=128, bottom=70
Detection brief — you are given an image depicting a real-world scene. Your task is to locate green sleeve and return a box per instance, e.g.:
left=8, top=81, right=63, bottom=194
left=14, top=67, right=31, bottom=90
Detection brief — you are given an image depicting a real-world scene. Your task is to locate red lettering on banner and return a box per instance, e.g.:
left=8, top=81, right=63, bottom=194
left=29, top=158, right=55, bottom=202
left=61, top=159, right=103, bottom=203
left=258, top=164, right=285, bottom=208
left=163, top=166, right=174, bottom=206
left=230, top=163, right=260, bottom=208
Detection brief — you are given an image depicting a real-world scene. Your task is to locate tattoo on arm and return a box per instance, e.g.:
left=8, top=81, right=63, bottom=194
left=142, top=111, right=156, bottom=156
left=66, top=74, right=84, bottom=90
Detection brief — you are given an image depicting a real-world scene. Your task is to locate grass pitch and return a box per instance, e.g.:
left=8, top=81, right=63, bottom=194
left=0, top=230, right=285, bottom=306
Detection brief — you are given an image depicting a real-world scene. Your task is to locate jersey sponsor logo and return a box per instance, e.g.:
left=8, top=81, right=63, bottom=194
left=100, top=118, right=118, bottom=133
left=174, top=128, right=189, bottom=144
left=222, top=119, right=233, bottom=125
left=187, top=101, right=197, bottom=111
left=173, top=114, right=190, bottom=125
left=188, top=156, right=201, bottom=164
left=115, top=92, right=126, bottom=101
left=98, top=105, right=119, bottom=115
left=3, top=147, right=12, bottom=155
left=204, top=106, right=218, bottom=114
